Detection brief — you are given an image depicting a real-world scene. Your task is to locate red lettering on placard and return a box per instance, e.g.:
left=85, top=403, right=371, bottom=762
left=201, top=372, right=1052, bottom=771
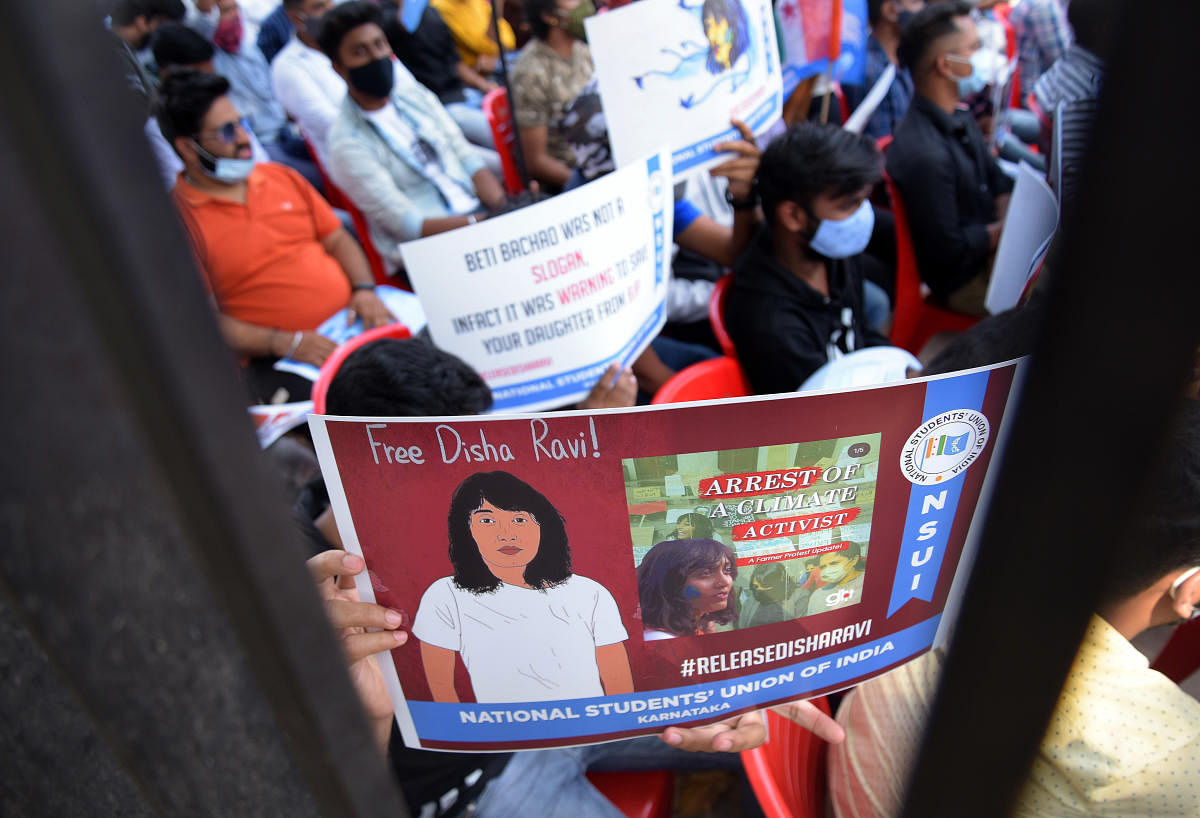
left=735, top=541, right=851, bottom=567
left=731, top=509, right=860, bottom=541
left=698, top=467, right=823, bottom=499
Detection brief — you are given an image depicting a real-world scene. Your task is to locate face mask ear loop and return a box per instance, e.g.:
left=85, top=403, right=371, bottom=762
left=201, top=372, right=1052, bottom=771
left=191, top=138, right=220, bottom=171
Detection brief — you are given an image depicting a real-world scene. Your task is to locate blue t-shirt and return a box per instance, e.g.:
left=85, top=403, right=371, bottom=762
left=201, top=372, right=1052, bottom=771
left=673, top=198, right=701, bottom=238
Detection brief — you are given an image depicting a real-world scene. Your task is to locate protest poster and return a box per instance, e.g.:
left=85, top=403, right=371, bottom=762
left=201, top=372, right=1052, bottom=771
left=309, top=360, right=1024, bottom=751
left=400, top=151, right=673, bottom=413
left=776, top=0, right=869, bottom=94
left=986, top=162, right=1059, bottom=315
left=248, top=401, right=313, bottom=449
left=585, top=0, right=782, bottom=173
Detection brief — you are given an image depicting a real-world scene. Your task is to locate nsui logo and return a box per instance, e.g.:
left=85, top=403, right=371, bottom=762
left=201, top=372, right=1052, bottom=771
left=901, top=409, right=990, bottom=486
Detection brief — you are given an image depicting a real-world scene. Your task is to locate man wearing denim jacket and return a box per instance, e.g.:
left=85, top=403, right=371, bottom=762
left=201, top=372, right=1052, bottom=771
left=320, top=1, right=507, bottom=273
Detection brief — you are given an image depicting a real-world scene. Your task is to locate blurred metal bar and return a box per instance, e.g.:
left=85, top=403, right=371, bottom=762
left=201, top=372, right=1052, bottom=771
left=901, top=1, right=1200, bottom=816
left=0, top=3, right=408, bottom=816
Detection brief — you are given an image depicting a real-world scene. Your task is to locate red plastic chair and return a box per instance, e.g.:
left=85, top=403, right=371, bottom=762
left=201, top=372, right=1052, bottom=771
left=650, top=356, right=751, bottom=405
left=875, top=137, right=980, bottom=355
left=586, top=771, right=674, bottom=818
left=482, top=87, right=525, bottom=196
left=708, top=274, right=738, bottom=359
left=304, top=137, right=393, bottom=286
left=310, top=322, right=412, bottom=413
left=741, top=698, right=833, bottom=818
left=1151, top=618, right=1200, bottom=683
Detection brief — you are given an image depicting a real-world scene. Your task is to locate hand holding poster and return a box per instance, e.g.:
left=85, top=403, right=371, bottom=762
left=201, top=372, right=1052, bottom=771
left=310, top=360, right=1024, bottom=751
left=585, top=0, right=782, bottom=173
left=400, top=151, right=673, bottom=412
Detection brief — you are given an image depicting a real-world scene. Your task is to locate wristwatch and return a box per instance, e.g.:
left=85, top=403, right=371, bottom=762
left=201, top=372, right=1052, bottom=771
left=725, top=187, right=758, bottom=211
left=351, top=282, right=375, bottom=291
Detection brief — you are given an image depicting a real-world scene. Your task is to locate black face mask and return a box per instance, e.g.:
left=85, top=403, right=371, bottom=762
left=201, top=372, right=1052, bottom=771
left=896, top=9, right=917, bottom=28
left=348, top=56, right=394, bottom=99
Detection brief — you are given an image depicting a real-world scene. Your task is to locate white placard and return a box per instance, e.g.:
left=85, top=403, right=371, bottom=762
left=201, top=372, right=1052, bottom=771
left=585, top=0, right=782, bottom=173
left=986, top=163, right=1059, bottom=315
left=400, top=151, right=674, bottom=413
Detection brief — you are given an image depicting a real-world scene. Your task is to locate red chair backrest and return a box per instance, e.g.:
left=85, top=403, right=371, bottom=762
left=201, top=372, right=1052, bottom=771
left=310, top=323, right=413, bottom=413
left=304, top=137, right=393, bottom=286
left=876, top=137, right=979, bottom=354
left=482, top=87, right=525, bottom=196
left=1151, top=617, right=1200, bottom=683
left=741, top=698, right=833, bottom=818
left=650, top=356, right=750, bottom=405
left=708, top=274, right=738, bottom=359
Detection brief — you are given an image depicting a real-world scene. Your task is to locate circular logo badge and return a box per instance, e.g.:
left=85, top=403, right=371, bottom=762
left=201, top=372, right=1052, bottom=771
left=900, top=410, right=990, bottom=485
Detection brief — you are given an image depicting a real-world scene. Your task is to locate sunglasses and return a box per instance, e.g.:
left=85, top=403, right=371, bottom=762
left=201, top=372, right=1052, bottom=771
left=196, top=116, right=251, bottom=145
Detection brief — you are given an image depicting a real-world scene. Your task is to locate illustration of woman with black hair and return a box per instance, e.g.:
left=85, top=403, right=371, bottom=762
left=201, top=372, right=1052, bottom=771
left=633, top=0, right=753, bottom=108
left=412, top=471, right=634, bottom=703
left=637, top=538, right=739, bottom=640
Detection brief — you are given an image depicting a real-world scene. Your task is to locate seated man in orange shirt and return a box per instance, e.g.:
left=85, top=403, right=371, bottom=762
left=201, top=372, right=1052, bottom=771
left=157, top=68, right=395, bottom=402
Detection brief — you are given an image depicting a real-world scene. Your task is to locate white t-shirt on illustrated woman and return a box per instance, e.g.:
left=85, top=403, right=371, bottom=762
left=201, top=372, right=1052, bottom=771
left=413, top=574, right=628, bottom=703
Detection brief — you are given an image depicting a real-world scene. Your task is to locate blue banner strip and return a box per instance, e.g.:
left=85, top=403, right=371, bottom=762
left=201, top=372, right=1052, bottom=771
left=489, top=304, right=665, bottom=410
left=672, top=95, right=780, bottom=174
left=887, top=373, right=990, bottom=617
left=646, top=153, right=666, bottom=287
left=407, top=615, right=940, bottom=743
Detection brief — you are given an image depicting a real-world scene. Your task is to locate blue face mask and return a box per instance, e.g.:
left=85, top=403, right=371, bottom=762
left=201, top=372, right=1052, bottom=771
left=808, top=199, right=875, bottom=259
left=192, top=139, right=257, bottom=183
left=945, top=50, right=990, bottom=98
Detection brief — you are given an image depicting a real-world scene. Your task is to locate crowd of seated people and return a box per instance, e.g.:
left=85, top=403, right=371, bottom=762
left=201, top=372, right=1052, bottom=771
left=99, top=0, right=1200, bottom=815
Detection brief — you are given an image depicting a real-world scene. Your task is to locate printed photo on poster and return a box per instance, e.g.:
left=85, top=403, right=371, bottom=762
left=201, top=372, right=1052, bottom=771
left=625, top=435, right=878, bottom=641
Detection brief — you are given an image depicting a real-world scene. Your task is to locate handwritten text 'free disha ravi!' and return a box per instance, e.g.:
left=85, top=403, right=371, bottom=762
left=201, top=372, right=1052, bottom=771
left=364, top=418, right=605, bottom=466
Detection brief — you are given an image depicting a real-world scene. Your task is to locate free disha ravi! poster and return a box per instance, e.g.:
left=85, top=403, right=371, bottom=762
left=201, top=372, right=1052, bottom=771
left=310, top=362, right=1021, bottom=751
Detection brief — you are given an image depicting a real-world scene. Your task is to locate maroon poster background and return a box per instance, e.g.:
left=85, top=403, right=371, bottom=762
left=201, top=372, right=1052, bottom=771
left=323, top=367, right=1015, bottom=713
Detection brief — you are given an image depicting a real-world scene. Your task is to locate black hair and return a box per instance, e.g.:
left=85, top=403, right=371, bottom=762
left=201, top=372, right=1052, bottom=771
left=282, top=0, right=307, bottom=9
left=151, top=21, right=215, bottom=70
left=756, top=122, right=882, bottom=226
left=325, top=338, right=493, bottom=417
left=923, top=300, right=1042, bottom=376
left=701, top=0, right=750, bottom=73
left=447, top=471, right=572, bottom=593
left=154, top=68, right=230, bottom=148
left=897, top=0, right=971, bottom=74
left=525, top=0, right=559, bottom=41
left=317, top=0, right=383, bottom=62
left=637, top=538, right=739, bottom=636
left=822, top=541, right=862, bottom=565
left=1100, top=403, right=1200, bottom=604
left=674, top=512, right=714, bottom=539
left=110, top=0, right=185, bottom=27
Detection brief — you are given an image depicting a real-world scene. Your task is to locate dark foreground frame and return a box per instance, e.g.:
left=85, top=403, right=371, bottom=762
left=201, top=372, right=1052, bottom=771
left=0, top=1, right=1195, bottom=817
